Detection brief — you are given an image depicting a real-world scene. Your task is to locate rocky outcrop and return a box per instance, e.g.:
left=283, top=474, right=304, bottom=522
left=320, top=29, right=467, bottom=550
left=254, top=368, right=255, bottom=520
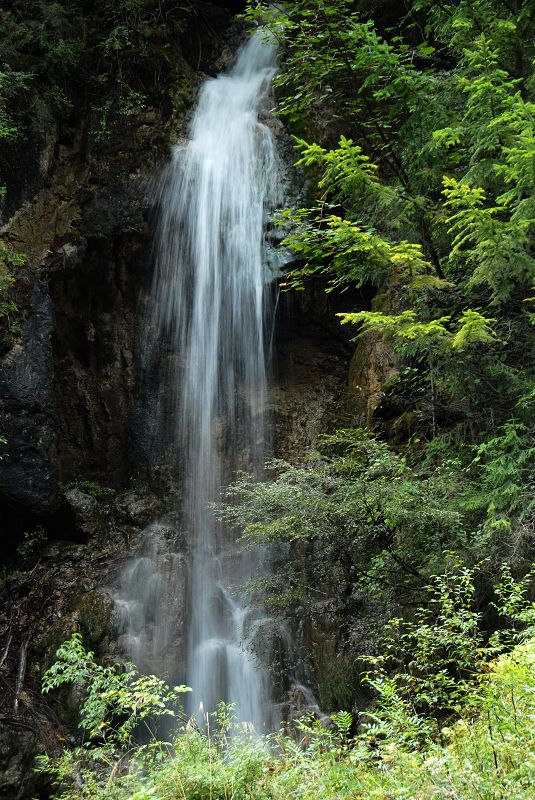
left=347, top=330, right=398, bottom=427
left=0, top=4, right=247, bottom=549
left=0, top=482, right=178, bottom=799
left=0, top=283, right=59, bottom=522
left=0, top=101, right=174, bottom=547
left=271, top=282, right=357, bottom=458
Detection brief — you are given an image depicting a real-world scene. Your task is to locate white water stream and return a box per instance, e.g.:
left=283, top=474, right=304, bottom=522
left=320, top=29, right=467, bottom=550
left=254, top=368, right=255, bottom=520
left=116, top=34, right=282, bottom=731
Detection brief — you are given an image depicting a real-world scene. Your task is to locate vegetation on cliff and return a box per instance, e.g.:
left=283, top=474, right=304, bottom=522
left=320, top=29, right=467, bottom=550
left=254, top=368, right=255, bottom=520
left=0, top=0, right=197, bottom=141
left=238, top=0, right=535, bottom=668
left=0, top=0, right=208, bottom=347
left=37, top=566, right=535, bottom=798
left=3, top=0, right=535, bottom=796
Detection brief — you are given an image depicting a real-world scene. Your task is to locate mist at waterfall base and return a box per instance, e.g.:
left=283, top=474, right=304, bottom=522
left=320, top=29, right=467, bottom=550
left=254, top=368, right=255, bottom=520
left=115, top=34, right=289, bottom=733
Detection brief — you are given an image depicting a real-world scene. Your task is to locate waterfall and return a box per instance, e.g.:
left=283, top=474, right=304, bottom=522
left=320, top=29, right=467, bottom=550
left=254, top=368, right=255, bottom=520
left=120, top=34, right=282, bottom=730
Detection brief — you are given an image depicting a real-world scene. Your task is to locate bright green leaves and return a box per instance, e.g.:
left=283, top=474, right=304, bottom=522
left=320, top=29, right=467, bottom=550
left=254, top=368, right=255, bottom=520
left=337, top=308, right=497, bottom=354
left=443, top=177, right=535, bottom=302
left=259, top=0, right=535, bottom=301
left=281, top=215, right=428, bottom=291
left=431, top=126, right=464, bottom=150
left=331, top=709, right=352, bottom=735
left=413, top=0, right=528, bottom=63
left=459, top=34, right=519, bottom=173
left=280, top=133, right=436, bottom=292
left=494, top=96, right=535, bottom=200
left=0, top=238, right=25, bottom=270
left=294, top=136, right=382, bottom=206
left=0, top=63, right=30, bottom=139
left=493, top=564, right=535, bottom=635
left=281, top=19, right=535, bottom=305
left=429, top=25, right=535, bottom=304
left=361, top=560, right=535, bottom=749
left=282, top=133, right=426, bottom=291
left=338, top=310, right=451, bottom=352
left=42, top=633, right=191, bottom=747
left=451, top=309, right=497, bottom=349
left=34, top=633, right=535, bottom=798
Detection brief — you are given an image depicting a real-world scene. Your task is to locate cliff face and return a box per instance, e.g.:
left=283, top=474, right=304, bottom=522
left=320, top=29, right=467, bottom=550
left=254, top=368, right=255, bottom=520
left=0, top=7, right=240, bottom=798
left=0, top=6, right=366, bottom=797
left=0, top=4, right=237, bottom=546
left=0, top=114, right=158, bottom=542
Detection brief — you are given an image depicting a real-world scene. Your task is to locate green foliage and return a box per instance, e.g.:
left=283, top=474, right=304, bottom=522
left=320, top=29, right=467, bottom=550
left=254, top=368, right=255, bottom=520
left=0, top=63, right=30, bottom=139
left=0, top=239, right=25, bottom=347
left=0, top=1, right=193, bottom=140
left=38, top=596, right=535, bottom=799
left=451, top=309, right=497, bottom=350
left=339, top=309, right=451, bottom=350
left=218, top=420, right=535, bottom=726
left=38, top=727, right=271, bottom=800
left=467, top=420, right=535, bottom=530
left=492, top=564, right=535, bottom=642
left=42, top=633, right=191, bottom=747
left=442, top=177, right=535, bottom=304
left=279, top=210, right=433, bottom=293
left=338, top=307, right=497, bottom=354
left=62, top=480, right=111, bottom=500
left=16, top=525, right=47, bottom=560
left=362, top=562, right=492, bottom=749
left=250, top=0, right=535, bottom=463
left=0, top=270, right=18, bottom=342
left=219, top=430, right=466, bottom=616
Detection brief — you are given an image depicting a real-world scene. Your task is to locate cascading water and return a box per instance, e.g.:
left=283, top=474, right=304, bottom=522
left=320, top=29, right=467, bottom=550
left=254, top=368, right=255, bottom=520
left=117, top=33, right=283, bottom=731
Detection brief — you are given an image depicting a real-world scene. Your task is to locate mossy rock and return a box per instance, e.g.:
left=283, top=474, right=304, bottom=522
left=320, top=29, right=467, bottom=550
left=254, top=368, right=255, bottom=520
left=74, top=590, right=114, bottom=648
left=35, top=612, right=80, bottom=671
left=317, top=654, right=356, bottom=712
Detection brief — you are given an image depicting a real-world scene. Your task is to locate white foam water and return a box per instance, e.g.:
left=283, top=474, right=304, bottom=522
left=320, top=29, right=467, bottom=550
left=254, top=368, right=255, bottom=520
left=127, top=33, right=283, bottom=730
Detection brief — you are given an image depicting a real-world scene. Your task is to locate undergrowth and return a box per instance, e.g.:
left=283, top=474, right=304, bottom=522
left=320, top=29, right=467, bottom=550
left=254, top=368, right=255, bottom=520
left=37, top=638, right=535, bottom=799
left=37, top=562, right=535, bottom=799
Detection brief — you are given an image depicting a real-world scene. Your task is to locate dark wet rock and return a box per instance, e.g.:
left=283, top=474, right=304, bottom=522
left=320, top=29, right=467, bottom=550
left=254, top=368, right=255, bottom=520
left=74, top=590, right=115, bottom=648
left=64, top=489, right=99, bottom=537
left=347, top=330, right=398, bottom=427
left=270, top=283, right=356, bottom=460
left=118, top=492, right=161, bottom=526
left=0, top=3, right=240, bottom=549
left=0, top=722, right=43, bottom=800
left=0, top=283, right=60, bottom=542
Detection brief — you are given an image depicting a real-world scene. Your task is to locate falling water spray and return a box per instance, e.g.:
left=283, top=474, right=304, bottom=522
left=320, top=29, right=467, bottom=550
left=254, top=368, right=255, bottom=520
left=117, top=33, right=283, bottom=731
